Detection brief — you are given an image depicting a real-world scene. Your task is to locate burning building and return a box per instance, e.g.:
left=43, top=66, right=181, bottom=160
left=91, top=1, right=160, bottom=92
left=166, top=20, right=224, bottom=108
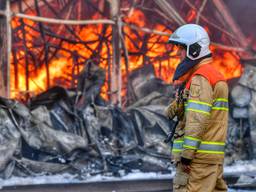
left=0, top=0, right=255, bottom=181
left=0, top=0, right=249, bottom=104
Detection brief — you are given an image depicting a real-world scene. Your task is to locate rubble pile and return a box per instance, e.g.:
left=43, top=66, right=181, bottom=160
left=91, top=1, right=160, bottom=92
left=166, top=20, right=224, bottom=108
left=0, top=63, right=174, bottom=179
left=225, top=62, right=256, bottom=164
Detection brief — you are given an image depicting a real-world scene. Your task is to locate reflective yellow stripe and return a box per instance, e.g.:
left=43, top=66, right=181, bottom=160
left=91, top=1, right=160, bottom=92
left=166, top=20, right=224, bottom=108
left=173, top=140, right=184, bottom=143
left=188, top=100, right=212, bottom=107
left=213, top=98, right=228, bottom=102
left=184, top=136, right=200, bottom=141
left=171, top=138, right=226, bottom=154
left=199, top=142, right=225, bottom=152
left=172, top=149, right=182, bottom=153
left=201, top=141, right=225, bottom=145
left=183, top=144, right=197, bottom=149
left=212, top=98, right=229, bottom=111
left=186, top=108, right=210, bottom=115
left=186, top=100, right=212, bottom=115
left=172, top=139, right=184, bottom=153
left=183, top=136, right=201, bottom=149
left=197, top=150, right=224, bottom=154
left=212, top=107, right=229, bottom=111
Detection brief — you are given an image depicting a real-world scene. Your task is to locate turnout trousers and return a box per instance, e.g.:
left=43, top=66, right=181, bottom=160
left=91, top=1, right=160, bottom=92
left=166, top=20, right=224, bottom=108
left=173, top=162, right=227, bottom=192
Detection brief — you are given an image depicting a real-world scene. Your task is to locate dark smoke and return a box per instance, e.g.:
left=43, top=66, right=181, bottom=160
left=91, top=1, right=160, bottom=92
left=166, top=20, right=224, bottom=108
left=226, top=0, right=256, bottom=39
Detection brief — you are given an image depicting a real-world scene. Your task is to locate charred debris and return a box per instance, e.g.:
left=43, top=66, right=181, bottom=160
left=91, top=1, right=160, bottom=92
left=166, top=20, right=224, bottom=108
left=0, top=62, right=174, bottom=179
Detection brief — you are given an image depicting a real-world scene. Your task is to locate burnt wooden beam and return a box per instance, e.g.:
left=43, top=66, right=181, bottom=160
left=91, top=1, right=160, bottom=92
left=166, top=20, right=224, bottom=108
left=18, top=0, right=30, bottom=98
left=34, top=0, right=50, bottom=89
left=120, top=28, right=132, bottom=107
left=154, top=0, right=186, bottom=25
left=196, top=0, right=208, bottom=24
left=12, top=48, right=19, bottom=91
left=106, top=41, right=111, bottom=100
left=12, top=12, right=115, bottom=25
left=0, top=0, right=11, bottom=98
left=11, top=0, right=55, bottom=13
left=123, top=22, right=246, bottom=52
left=123, top=22, right=170, bottom=36
left=109, top=0, right=122, bottom=106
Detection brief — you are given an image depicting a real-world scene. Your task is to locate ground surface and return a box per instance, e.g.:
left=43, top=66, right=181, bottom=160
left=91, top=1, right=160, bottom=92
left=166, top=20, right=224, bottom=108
left=0, top=181, right=254, bottom=192
left=1, top=161, right=256, bottom=192
left=0, top=179, right=171, bottom=192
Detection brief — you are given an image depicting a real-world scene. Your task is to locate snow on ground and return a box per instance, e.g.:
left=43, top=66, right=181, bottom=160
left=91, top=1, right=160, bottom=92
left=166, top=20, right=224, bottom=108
left=0, top=171, right=173, bottom=188
left=0, top=161, right=256, bottom=191
left=85, top=170, right=174, bottom=182
left=0, top=173, right=79, bottom=189
left=225, top=160, right=256, bottom=174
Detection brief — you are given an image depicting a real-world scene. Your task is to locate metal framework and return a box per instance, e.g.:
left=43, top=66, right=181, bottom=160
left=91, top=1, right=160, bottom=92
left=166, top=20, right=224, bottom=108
left=0, top=0, right=252, bottom=106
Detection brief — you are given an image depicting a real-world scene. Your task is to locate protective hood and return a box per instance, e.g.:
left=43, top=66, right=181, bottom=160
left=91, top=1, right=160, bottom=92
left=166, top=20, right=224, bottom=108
left=173, top=54, right=212, bottom=81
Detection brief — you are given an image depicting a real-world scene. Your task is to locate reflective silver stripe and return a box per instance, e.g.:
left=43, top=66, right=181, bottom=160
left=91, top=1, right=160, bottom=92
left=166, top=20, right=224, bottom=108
left=172, top=142, right=183, bottom=150
left=186, top=100, right=212, bottom=115
left=198, top=143, right=225, bottom=152
left=213, top=101, right=228, bottom=108
left=186, top=102, right=212, bottom=112
left=212, top=99, right=228, bottom=111
left=212, top=101, right=229, bottom=111
left=171, top=139, right=226, bottom=154
left=183, top=136, right=201, bottom=149
left=172, top=140, right=184, bottom=153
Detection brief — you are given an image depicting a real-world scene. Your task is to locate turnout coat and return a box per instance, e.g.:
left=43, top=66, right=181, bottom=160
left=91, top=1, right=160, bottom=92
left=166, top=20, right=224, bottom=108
left=166, top=58, right=229, bottom=165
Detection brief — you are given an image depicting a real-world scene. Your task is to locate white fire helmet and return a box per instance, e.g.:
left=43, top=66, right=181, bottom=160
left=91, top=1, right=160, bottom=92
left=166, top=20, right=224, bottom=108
left=168, top=24, right=211, bottom=60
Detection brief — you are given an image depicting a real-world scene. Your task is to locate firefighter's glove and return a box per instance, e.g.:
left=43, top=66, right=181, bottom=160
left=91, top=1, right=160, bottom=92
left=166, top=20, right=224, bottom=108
left=180, top=157, right=192, bottom=165
left=165, top=100, right=184, bottom=120
left=180, top=157, right=192, bottom=174
left=176, top=102, right=184, bottom=120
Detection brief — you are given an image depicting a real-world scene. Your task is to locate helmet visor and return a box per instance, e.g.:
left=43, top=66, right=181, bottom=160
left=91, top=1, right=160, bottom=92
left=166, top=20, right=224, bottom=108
left=168, top=40, right=187, bottom=49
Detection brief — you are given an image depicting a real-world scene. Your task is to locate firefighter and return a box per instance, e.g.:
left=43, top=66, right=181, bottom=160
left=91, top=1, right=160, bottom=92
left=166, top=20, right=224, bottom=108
left=166, top=24, right=229, bottom=192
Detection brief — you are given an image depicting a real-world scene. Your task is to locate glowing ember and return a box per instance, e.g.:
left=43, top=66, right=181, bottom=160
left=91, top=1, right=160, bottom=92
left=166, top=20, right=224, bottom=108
left=187, top=9, right=197, bottom=22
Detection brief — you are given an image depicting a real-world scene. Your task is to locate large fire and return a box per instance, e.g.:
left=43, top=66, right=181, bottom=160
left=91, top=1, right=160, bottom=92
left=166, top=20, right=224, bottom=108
left=10, top=8, right=242, bottom=101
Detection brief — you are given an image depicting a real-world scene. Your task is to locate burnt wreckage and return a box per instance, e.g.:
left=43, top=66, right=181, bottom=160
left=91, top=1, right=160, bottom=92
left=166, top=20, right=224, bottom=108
left=0, top=63, right=175, bottom=178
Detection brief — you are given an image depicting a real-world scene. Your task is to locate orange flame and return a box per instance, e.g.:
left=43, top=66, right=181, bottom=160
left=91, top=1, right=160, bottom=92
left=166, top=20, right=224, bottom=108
left=11, top=9, right=242, bottom=101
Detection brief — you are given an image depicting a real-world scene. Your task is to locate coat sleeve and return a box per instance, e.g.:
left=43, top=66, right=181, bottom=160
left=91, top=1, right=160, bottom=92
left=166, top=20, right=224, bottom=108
left=181, top=75, right=213, bottom=160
